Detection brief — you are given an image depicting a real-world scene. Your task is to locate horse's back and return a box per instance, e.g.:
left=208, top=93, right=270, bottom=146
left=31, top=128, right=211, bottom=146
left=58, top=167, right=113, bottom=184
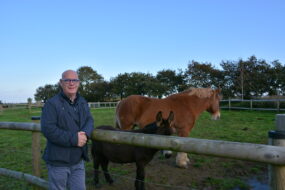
left=116, top=95, right=151, bottom=113
left=116, top=95, right=177, bottom=129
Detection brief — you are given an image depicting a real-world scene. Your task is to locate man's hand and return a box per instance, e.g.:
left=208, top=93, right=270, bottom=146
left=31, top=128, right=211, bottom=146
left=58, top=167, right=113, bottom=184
left=77, top=131, right=87, bottom=147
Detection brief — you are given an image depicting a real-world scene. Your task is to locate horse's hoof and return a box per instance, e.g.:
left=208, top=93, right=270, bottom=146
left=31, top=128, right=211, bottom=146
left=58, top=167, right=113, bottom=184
left=176, top=162, right=189, bottom=169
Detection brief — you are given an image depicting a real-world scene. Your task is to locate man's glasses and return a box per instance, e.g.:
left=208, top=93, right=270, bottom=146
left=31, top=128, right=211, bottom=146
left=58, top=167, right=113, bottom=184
left=61, top=79, right=80, bottom=83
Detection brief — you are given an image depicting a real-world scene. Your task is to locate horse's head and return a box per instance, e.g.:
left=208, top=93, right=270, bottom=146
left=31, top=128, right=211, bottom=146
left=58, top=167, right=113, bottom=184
left=155, top=111, right=175, bottom=135
left=207, top=88, right=222, bottom=120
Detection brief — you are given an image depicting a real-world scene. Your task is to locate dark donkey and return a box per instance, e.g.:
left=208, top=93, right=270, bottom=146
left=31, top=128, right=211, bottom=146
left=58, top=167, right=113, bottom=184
left=91, top=111, right=174, bottom=190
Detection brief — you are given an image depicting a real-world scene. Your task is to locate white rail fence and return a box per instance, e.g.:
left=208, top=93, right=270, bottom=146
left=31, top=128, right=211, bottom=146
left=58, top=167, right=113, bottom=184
left=88, top=101, right=118, bottom=109
left=2, top=99, right=285, bottom=111
left=221, top=99, right=285, bottom=111
left=0, top=114, right=285, bottom=189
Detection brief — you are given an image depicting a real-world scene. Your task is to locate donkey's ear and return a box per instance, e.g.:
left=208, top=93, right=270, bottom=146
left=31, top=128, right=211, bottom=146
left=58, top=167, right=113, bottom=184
left=156, top=111, right=163, bottom=126
left=216, top=87, right=221, bottom=93
left=168, top=111, right=174, bottom=123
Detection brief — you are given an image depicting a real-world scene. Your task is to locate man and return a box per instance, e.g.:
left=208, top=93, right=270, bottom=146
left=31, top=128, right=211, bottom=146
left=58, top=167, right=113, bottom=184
left=41, top=70, right=94, bottom=190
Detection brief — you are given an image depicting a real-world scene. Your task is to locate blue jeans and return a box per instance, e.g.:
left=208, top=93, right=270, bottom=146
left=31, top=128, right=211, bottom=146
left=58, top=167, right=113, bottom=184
left=47, top=160, right=86, bottom=190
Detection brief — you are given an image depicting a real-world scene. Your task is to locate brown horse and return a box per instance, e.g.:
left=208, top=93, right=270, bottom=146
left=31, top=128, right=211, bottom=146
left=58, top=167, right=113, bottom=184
left=115, top=87, right=222, bottom=168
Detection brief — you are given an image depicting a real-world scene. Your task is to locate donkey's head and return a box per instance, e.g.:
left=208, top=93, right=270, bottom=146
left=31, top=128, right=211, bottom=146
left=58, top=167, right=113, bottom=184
left=155, top=111, right=175, bottom=135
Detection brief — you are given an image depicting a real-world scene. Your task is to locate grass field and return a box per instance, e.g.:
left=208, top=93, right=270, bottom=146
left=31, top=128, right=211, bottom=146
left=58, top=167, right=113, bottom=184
left=0, top=107, right=280, bottom=189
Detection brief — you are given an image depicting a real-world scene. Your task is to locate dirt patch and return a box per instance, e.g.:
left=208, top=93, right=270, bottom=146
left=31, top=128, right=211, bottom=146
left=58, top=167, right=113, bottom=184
left=86, top=152, right=267, bottom=190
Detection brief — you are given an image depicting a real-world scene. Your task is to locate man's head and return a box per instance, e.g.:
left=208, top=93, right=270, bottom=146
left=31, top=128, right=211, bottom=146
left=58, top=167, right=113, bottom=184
left=60, top=70, right=80, bottom=100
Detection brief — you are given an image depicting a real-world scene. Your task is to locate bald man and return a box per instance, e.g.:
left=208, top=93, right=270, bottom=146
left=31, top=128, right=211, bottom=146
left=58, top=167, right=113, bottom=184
left=41, top=70, right=94, bottom=190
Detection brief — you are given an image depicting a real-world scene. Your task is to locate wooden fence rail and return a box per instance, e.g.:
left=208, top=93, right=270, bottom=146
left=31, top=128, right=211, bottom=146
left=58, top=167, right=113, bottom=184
left=0, top=168, right=48, bottom=189
left=91, top=129, right=285, bottom=165
left=1, top=115, right=285, bottom=189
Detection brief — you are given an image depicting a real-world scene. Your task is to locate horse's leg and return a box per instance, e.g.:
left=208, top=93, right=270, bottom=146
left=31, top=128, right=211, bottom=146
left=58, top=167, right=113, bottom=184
left=101, top=159, right=114, bottom=185
left=161, top=150, right=172, bottom=159
left=93, top=156, right=101, bottom=188
left=176, top=152, right=189, bottom=168
left=135, top=162, right=145, bottom=190
left=175, top=127, right=191, bottom=168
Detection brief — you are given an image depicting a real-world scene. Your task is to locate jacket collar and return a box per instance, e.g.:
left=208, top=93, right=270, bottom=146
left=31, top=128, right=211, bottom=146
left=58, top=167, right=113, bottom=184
left=60, top=91, right=81, bottom=105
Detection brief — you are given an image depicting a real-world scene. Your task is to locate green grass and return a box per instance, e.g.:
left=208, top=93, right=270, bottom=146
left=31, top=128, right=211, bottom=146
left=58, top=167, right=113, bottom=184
left=192, top=110, right=275, bottom=144
left=0, top=107, right=280, bottom=189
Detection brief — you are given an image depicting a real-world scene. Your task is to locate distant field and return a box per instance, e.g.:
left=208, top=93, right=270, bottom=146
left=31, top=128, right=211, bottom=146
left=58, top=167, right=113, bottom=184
left=0, top=107, right=280, bottom=189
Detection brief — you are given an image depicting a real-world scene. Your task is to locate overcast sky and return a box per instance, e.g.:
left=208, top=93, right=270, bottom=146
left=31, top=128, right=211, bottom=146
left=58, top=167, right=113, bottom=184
left=0, top=0, right=284, bottom=102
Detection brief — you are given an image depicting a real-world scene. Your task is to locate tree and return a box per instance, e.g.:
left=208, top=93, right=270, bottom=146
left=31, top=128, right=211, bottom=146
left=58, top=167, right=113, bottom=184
left=237, top=56, right=271, bottom=98
left=109, top=73, right=131, bottom=99
left=124, top=72, right=155, bottom=97
left=185, top=60, right=224, bottom=88
left=221, top=56, right=273, bottom=99
left=27, top=97, right=32, bottom=104
left=77, top=66, right=104, bottom=101
left=156, top=69, right=187, bottom=96
left=86, top=81, right=113, bottom=102
left=77, top=66, right=104, bottom=87
left=110, top=72, right=157, bottom=99
left=34, top=84, right=60, bottom=102
left=220, top=60, right=238, bottom=98
left=268, top=60, right=285, bottom=96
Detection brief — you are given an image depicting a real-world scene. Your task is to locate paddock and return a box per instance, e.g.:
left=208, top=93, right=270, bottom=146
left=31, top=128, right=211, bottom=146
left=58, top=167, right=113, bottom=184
left=0, top=114, right=285, bottom=189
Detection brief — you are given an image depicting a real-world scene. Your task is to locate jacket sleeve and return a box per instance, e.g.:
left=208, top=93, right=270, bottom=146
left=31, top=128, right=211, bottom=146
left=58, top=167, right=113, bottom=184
left=41, top=101, right=78, bottom=147
left=81, top=103, right=94, bottom=138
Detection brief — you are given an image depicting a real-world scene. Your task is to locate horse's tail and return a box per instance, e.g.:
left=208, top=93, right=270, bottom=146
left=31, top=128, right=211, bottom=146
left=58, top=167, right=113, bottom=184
left=115, top=100, right=122, bottom=129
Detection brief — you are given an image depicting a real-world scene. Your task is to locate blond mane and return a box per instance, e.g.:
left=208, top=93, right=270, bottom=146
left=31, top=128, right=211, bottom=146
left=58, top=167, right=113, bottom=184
left=183, top=87, right=214, bottom=98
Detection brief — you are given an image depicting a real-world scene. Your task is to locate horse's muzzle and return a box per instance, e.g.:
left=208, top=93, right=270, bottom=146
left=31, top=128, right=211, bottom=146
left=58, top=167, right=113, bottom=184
left=211, top=112, right=221, bottom=120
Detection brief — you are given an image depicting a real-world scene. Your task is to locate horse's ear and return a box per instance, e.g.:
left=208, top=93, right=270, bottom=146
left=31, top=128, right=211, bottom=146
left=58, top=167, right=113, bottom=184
left=156, top=111, right=163, bottom=125
left=168, top=111, right=174, bottom=123
left=215, top=88, right=222, bottom=99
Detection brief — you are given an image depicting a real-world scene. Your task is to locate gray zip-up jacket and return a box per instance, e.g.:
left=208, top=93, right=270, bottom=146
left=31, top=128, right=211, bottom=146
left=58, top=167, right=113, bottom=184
left=41, top=92, right=94, bottom=166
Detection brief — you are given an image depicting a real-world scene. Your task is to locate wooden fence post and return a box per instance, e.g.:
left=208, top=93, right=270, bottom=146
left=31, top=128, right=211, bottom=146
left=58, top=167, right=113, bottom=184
left=31, top=116, right=42, bottom=190
left=32, top=131, right=41, bottom=177
left=268, top=114, right=285, bottom=190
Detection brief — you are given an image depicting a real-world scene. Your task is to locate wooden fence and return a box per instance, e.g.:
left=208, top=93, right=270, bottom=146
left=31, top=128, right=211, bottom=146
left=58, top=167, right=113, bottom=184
left=0, top=122, right=45, bottom=189
left=1, top=115, right=285, bottom=189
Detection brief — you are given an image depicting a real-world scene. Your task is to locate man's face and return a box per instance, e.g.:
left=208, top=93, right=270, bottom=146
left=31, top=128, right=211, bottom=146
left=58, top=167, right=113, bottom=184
left=60, top=71, right=80, bottom=97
